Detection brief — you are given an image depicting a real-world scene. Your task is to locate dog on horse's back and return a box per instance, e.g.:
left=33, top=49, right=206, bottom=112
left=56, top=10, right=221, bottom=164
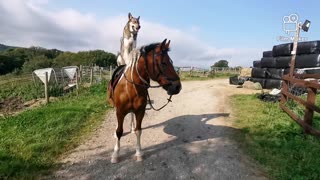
left=117, top=13, right=141, bottom=66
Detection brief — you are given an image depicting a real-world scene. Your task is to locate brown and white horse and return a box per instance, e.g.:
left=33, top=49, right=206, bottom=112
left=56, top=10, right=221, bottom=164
left=108, top=39, right=181, bottom=163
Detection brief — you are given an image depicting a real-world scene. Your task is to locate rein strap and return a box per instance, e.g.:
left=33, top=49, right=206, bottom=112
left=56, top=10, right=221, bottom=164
left=147, top=92, right=172, bottom=111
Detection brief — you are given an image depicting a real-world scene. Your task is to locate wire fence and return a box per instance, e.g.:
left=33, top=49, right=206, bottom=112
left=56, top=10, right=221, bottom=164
left=177, top=66, right=241, bottom=79
left=0, top=65, right=115, bottom=116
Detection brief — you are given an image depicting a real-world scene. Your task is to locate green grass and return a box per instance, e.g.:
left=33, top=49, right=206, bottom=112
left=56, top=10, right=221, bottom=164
left=179, top=71, right=238, bottom=81
left=0, top=73, right=65, bottom=102
left=0, top=81, right=110, bottom=179
left=231, top=94, right=320, bottom=179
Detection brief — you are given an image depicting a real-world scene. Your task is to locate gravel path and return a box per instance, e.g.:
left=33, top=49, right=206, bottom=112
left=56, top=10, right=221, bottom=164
left=52, top=79, right=268, bottom=180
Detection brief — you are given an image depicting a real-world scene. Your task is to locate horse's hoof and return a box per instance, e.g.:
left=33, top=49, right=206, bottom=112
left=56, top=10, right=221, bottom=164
left=131, top=130, right=135, bottom=134
left=135, top=155, right=143, bottom=162
left=111, top=157, right=119, bottom=164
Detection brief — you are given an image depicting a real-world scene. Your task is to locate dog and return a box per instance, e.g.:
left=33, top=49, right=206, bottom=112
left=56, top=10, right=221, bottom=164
left=117, top=13, right=141, bottom=66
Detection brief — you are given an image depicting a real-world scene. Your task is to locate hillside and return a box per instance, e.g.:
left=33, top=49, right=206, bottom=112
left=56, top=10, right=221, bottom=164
left=0, top=44, right=17, bottom=52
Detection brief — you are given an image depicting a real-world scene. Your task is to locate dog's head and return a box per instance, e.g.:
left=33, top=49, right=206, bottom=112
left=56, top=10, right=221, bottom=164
left=128, top=12, right=140, bottom=34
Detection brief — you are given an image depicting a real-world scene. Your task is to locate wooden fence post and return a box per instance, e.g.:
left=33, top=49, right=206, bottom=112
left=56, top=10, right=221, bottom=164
left=304, top=87, right=317, bottom=133
left=90, top=68, right=93, bottom=86
left=44, top=72, right=49, bottom=104
left=76, top=70, right=79, bottom=90
left=110, top=65, right=112, bottom=80
left=100, top=68, right=102, bottom=80
left=280, top=78, right=288, bottom=105
left=79, top=65, right=83, bottom=84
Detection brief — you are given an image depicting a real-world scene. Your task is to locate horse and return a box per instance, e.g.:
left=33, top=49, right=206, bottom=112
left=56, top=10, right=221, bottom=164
left=107, top=39, right=182, bottom=163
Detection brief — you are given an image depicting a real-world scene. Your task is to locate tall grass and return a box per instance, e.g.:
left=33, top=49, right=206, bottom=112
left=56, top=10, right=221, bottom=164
left=231, top=94, right=320, bottom=179
left=0, top=81, right=110, bottom=179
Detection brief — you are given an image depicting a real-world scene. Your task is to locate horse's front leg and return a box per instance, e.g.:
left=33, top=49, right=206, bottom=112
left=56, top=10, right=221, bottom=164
left=111, top=111, right=125, bottom=163
left=134, top=110, right=145, bottom=161
left=130, top=112, right=135, bottom=133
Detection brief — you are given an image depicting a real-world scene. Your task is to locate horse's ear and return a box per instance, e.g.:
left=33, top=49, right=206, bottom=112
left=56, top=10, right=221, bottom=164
left=128, top=12, right=132, bottom=19
left=165, top=40, right=171, bottom=49
left=161, top=39, right=167, bottom=49
left=137, top=16, right=140, bottom=21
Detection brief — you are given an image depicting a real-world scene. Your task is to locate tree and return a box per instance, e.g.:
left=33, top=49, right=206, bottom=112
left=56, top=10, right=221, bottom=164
left=0, top=55, right=24, bottom=75
left=213, top=60, right=229, bottom=68
left=22, top=55, right=53, bottom=73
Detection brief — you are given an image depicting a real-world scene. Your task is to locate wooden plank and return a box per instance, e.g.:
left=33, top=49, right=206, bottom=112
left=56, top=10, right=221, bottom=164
left=280, top=104, right=320, bottom=137
left=282, top=76, right=320, bottom=89
left=282, top=90, right=320, bottom=113
left=44, top=72, right=49, bottom=104
left=281, top=79, right=289, bottom=104
left=295, top=74, right=320, bottom=79
left=304, top=87, right=317, bottom=128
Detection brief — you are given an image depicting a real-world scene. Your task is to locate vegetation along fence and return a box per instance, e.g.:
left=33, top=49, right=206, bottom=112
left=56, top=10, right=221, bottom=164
left=281, top=73, right=320, bottom=137
left=0, top=65, right=115, bottom=116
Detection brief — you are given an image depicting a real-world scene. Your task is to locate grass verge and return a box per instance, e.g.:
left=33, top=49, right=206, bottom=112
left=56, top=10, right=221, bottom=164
left=0, top=81, right=110, bottom=179
left=230, top=94, right=320, bottom=180
left=180, top=72, right=238, bottom=81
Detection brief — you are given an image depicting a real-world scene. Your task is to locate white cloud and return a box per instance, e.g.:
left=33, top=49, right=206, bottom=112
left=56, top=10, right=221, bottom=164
left=0, top=0, right=262, bottom=67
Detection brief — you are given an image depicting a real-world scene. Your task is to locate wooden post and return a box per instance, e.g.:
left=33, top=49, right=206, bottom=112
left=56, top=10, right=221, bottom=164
left=289, top=23, right=301, bottom=78
left=304, top=87, right=317, bottom=133
left=100, top=68, right=102, bottom=80
left=44, top=72, right=49, bottom=104
left=79, top=65, right=83, bottom=84
left=110, top=65, right=112, bottom=80
left=90, top=68, right=93, bottom=86
left=280, top=78, right=289, bottom=105
left=76, top=70, right=79, bottom=90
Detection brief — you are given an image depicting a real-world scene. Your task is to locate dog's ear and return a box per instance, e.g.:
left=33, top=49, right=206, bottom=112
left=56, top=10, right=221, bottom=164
left=137, top=16, right=140, bottom=21
left=160, top=39, right=167, bottom=49
left=128, top=12, right=132, bottom=19
left=165, top=40, right=171, bottom=49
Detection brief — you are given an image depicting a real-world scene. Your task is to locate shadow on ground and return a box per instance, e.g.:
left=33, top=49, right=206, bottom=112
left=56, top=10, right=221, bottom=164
left=53, top=113, right=266, bottom=180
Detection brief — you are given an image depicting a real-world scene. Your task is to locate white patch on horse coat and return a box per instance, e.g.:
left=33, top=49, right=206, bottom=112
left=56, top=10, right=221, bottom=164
left=135, top=130, right=142, bottom=157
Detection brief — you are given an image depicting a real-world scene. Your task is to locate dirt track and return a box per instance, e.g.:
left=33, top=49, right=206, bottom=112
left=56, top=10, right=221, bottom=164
left=53, top=79, right=268, bottom=180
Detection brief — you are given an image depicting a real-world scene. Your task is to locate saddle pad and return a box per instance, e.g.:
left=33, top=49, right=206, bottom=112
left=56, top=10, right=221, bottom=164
left=111, top=65, right=126, bottom=91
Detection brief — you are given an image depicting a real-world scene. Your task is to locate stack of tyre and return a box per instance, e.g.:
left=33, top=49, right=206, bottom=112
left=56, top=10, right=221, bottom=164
left=251, top=40, right=320, bottom=89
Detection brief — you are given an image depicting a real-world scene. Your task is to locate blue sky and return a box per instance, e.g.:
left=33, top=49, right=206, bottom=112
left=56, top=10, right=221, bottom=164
left=0, top=0, right=319, bottom=67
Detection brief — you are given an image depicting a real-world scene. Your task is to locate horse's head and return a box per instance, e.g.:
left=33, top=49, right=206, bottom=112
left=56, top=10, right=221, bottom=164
left=143, top=39, right=182, bottom=95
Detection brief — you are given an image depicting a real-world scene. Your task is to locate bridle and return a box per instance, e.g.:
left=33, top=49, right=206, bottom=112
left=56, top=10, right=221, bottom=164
left=123, top=48, right=177, bottom=111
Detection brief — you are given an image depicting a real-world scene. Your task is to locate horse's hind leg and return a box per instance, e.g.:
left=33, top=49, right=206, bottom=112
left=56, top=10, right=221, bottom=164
left=111, top=111, right=125, bottom=163
left=134, top=110, right=145, bottom=161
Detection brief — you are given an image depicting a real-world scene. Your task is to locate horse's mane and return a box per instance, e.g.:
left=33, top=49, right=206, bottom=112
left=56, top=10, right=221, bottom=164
left=140, top=42, right=161, bottom=56
left=127, top=42, right=169, bottom=67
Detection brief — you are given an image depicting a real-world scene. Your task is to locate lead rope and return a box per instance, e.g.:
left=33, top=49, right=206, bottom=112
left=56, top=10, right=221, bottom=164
left=147, top=92, right=172, bottom=111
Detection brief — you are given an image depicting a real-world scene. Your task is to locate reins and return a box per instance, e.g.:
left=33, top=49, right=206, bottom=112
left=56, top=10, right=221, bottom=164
left=147, top=92, right=172, bottom=111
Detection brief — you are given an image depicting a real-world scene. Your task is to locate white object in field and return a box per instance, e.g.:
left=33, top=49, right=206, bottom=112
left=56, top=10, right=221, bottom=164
left=33, top=68, right=53, bottom=84
left=269, top=88, right=281, bottom=95
left=63, top=66, right=77, bottom=80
